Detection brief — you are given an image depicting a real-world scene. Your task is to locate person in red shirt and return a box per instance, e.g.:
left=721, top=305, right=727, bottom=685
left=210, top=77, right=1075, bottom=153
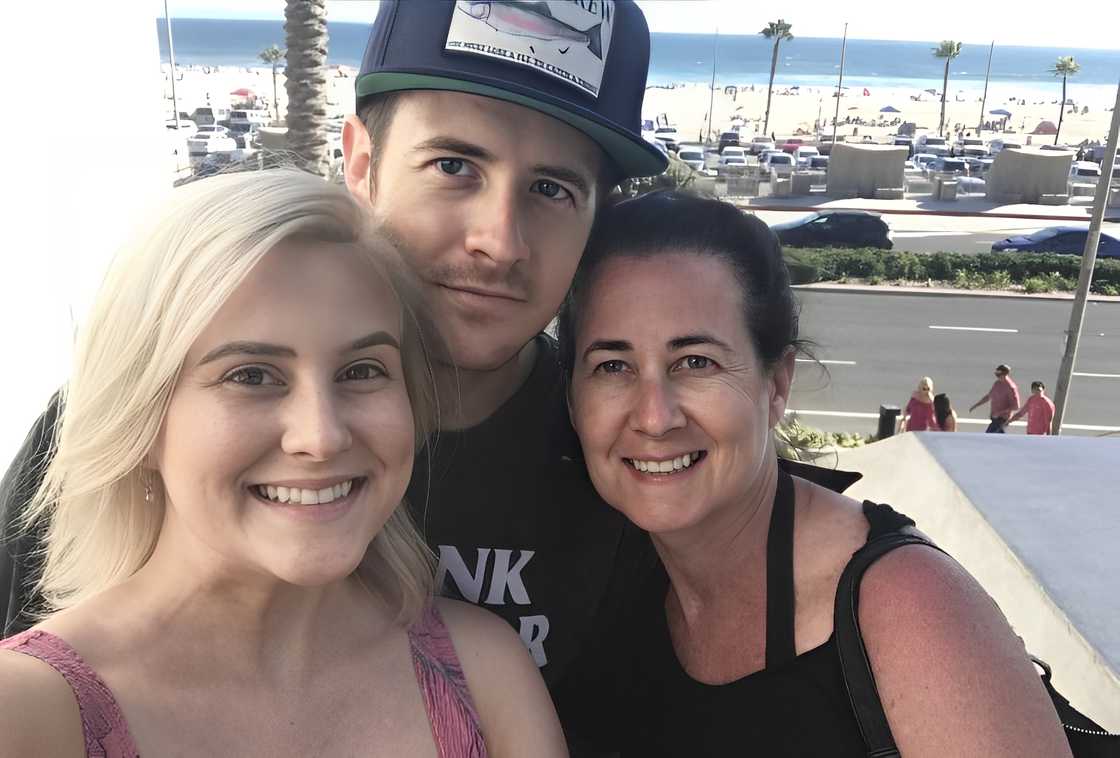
left=969, top=364, right=1021, bottom=433
left=1010, top=381, right=1056, bottom=435
left=900, top=376, right=938, bottom=432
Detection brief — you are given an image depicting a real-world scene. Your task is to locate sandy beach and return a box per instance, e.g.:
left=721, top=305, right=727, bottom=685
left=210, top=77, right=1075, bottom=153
left=161, top=63, right=1115, bottom=150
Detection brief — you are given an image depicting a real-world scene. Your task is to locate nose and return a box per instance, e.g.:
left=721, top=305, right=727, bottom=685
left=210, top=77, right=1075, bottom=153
left=280, top=384, right=352, bottom=461
left=630, top=377, right=686, bottom=438
left=464, top=182, right=530, bottom=268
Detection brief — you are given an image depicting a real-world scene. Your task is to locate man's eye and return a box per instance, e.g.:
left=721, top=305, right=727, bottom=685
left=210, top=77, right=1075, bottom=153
left=532, top=180, right=572, bottom=201
left=437, top=158, right=467, bottom=176
left=223, top=366, right=280, bottom=386
left=340, top=362, right=387, bottom=382
left=676, top=355, right=715, bottom=371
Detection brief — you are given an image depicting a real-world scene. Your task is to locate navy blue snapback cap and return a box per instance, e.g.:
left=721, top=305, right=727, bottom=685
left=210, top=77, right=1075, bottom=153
left=355, top=1, right=667, bottom=178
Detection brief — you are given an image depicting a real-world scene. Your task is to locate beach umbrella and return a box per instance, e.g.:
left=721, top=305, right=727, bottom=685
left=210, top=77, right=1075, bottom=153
left=230, top=87, right=256, bottom=97
left=1032, top=120, right=1058, bottom=135
left=880, top=105, right=900, bottom=113
left=989, top=108, right=1012, bottom=116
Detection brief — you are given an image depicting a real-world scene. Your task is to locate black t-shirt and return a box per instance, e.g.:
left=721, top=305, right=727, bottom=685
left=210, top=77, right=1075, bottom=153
left=405, top=334, right=656, bottom=692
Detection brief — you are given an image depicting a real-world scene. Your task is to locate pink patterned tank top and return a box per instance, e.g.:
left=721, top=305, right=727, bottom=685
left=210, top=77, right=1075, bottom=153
left=0, top=603, right=486, bottom=757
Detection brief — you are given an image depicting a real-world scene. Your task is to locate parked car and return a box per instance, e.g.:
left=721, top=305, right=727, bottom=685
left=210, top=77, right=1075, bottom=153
left=677, top=145, right=705, bottom=171
left=195, top=124, right=230, bottom=136
left=915, top=134, right=950, bottom=156
left=991, top=227, right=1120, bottom=258
left=808, top=155, right=830, bottom=170
left=951, top=136, right=986, bottom=156
left=718, top=131, right=741, bottom=154
left=1039, top=144, right=1074, bottom=153
left=758, top=150, right=794, bottom=176
left=892, top=136, right=915, bottom=157
left=912, top=153, right=939, bottom=171
left=928, top=157, right=969, bottom=176
left=719, top=156, right=748, bottom=171
left=903, top=159, right=923, bottom=177
left=190, top=106, right=230, bottom=127
left=816, top=134, right=844, bottom=155
left=770, top=211, right=892, bottom=250
left=989, top=138, right=1023, bottom=154
left=229, top=109, right=270, bottom=129
left=794, top=145, right=820, bottom=167
left=779, top=138, right=804, bottom=154
left=1070, top=161, right=1102, bottom=182
left=231, top=123, right=262, bottom=149
left=653, top=126, right=680, bottom=153
left=187, top=131, right=237, bottom=155
left=747, top=136, right=776, bottom=155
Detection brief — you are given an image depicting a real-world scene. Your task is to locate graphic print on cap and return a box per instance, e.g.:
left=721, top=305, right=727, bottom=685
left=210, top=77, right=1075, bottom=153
left=446, top=1, right=615, bottom=97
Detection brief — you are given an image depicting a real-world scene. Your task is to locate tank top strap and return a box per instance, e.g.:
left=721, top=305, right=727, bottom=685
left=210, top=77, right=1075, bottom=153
left=407, top=604, right=487, bottom=758
left=861, top=501, right=916, bottom=541
left=0, top=629, right=140, bottom=758
left=765, top=469, right=797, bottom=669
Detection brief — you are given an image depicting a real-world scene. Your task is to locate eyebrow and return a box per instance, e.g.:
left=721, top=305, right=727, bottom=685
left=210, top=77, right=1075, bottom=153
left=412, top=136, right=592, bottom=200
left=198, top=331, right=400, bottom=366
left=581, top=334, right=732, bottom=362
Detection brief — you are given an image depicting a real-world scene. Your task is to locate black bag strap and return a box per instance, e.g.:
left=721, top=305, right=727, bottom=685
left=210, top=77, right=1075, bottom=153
left=833, top=531, right=947, bottom=758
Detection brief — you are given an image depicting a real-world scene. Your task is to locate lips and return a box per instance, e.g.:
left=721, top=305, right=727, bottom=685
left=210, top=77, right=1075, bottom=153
left=250, top=477, right=364, bottom=506
left=436, top=283, right=527, bottom=303
left=623, top=451, right=707, bottom=475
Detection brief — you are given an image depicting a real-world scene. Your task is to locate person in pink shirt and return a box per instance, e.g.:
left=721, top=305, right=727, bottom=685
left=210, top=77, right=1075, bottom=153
left=969, top=364, right=1021, bottom=433
left=1010, top=381, right=1057, bottom=435
left=900, top=376, right=938, bottom=432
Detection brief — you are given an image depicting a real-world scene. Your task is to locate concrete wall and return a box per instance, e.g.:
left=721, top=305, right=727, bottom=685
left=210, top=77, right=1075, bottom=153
left=826, top=144, right=908, bottom=198
left=986, top=148, right=1075, bottom=203
left=1, top=6, right=170, bottom=466
left=836, top=434, right=1120, bottom=731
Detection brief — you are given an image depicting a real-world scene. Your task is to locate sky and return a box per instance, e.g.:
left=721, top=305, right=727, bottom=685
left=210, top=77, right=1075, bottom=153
left=158, top=0, right=1120, bottom=50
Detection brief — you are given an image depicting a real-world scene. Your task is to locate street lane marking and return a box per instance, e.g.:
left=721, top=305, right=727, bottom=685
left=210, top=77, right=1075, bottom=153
left=1073, top=372, right=1120, bottom=379
left=890, top=231, right=963, bottom=238
left=928, top=325, right=1019, bottom=333
left=787, top=408, right=1120, bottom=433
left=796, top=359, right=857, bottom=366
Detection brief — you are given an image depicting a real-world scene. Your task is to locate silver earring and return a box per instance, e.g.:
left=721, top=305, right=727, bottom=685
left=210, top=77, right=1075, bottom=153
left=144, top=477, right=153, bottom=503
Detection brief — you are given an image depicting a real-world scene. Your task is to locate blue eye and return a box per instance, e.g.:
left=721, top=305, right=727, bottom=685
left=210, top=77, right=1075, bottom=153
left=437, top=158, right=467, bottom=175
left=532, top=179, right=573, bottom=202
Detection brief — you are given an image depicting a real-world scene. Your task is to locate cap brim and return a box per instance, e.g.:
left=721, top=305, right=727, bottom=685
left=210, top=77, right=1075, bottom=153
left=356, top=71, right=668, bottom=179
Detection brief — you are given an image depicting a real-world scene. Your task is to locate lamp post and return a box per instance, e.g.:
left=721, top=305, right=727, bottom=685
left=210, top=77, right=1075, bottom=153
left=830, top=23, right=848, bottom=147
left=977, top=40, right=994, bottom=135
left=164, top=0, right=180, bottom=131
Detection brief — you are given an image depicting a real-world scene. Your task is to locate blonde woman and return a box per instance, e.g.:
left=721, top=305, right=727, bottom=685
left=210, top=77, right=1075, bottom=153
left=900, top=376, right=938, bottom=432
left=0, top=170, right=564, bottom=757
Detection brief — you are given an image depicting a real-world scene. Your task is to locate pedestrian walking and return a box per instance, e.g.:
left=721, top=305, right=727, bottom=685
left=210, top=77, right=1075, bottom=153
left=1009, top=381, right=1056, bottom=435
left=969, top=364, right=1021, bottom=433
left=900, top=377, right=938, bottom=432
left=933, top=393, right=958, bottom=432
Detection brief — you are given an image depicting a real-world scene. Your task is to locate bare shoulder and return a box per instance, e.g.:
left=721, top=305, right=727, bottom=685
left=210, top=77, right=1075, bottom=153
left=0, top=647, right=86, bottom=756
left=859, top=546, right=1071, bottom=756
left=433, top=599, right=566, bottom=757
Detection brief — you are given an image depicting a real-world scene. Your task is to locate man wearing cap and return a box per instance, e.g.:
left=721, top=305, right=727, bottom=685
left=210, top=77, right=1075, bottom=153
left=1, top=0, right=663, bottom=744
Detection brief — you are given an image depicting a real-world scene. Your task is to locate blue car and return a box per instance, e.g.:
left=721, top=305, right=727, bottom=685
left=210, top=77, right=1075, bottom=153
left=991, top=227, right=1120, bottom=258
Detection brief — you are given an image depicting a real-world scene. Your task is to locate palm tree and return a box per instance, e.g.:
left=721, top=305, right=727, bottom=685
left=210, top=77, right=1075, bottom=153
left=284, top=0, right=329, bottom=176
left=932, top=41, right=962, bottom=138
left=258, top=44, right=285, bottom=122
left=1050, top=56, right=1080, bottom=146
left=760, top=20, right=793, bottom=136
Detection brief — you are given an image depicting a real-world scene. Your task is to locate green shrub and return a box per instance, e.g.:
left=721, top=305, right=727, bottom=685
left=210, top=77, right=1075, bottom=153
left=1096, top=282, right=1120, bottom=296
left=1023, top=276, right=1051, bottom=294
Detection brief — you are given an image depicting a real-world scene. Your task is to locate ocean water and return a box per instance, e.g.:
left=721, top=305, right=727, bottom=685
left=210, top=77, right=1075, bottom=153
left=156, top=18, right=1120, bottom=101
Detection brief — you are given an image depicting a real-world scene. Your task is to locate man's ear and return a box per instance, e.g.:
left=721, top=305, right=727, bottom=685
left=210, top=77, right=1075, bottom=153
left=768, top=348, right=797, bottom=429
left=342, top=114, right=374, bottom=206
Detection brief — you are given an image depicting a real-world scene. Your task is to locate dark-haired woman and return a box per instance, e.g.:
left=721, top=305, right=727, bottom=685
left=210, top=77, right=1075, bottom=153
left=934, top=392, right=959, bottom=432
left=556, top=192, right=1069, bottom=756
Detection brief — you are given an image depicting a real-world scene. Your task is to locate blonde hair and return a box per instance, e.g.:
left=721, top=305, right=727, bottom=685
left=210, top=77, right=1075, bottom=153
left=917, top=376, right=934, bottom=402
left=23, top=169, right=438, bottom=624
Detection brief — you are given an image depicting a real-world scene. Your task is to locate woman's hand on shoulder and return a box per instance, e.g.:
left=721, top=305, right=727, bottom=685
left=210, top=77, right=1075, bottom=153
left=435, top=598, right=568, bottom=758
left=0, top=648, right=86, bottom=756
left=859, top=547, right=1072, bottom=757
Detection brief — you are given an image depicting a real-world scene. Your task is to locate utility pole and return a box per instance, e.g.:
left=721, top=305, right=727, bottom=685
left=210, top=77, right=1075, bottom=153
left=707, top=28, right=719, bottom=144
left=164, top=0, right=180, bottom=130
left=831, top=23, right=848, bottom=147
left=1051, top=76, right=1120, bottom=433
left=977, top=40, right=994, bottom=135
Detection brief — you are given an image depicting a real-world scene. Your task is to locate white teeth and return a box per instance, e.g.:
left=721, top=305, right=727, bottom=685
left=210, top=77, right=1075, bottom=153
left=630, top=453, right=701, bottom=475
left=256, top=479, right=356, bottom=505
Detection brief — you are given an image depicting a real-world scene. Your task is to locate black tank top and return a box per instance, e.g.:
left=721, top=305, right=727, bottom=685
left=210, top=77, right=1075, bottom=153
left=615, top=470, right=914, bottom=757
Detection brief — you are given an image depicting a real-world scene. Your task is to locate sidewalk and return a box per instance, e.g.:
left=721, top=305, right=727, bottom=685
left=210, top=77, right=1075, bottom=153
left=794, top=280, right=1120, bottom=303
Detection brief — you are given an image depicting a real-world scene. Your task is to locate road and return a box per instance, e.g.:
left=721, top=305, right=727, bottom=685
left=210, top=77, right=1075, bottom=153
left=789, top=290, right=1120, bottom=438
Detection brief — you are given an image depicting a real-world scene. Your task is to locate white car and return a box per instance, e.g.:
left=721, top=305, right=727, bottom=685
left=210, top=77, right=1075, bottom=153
left=187, top=131, right=237, bottom=155
left=676, top=146, right=705, bottom=171
left=720, top=146, right=748, bottom=163
left=653, top=126, right=680, bottom=152
left=759, top=150, right=794, bottom=176
left=719, top=156, right=748, bottom=169
left=989, top=139, right=1023, bottom=154
left=195, top=124, right=230, bottom=136
left=912, top=153, right=939, bottom=171
left=748, top=136, right=776, bottom=155
left=952, top=136, right=986, bottom=155
left=915, top=134, right=950, bottom=156
left=1070, top=161, right=1101, bottom=182
left=794, top=145, right=820, bottom=167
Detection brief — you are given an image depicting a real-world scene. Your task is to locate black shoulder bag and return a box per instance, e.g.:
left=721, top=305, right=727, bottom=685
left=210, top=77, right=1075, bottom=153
left=834, top=531, right=1120, bottom=758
